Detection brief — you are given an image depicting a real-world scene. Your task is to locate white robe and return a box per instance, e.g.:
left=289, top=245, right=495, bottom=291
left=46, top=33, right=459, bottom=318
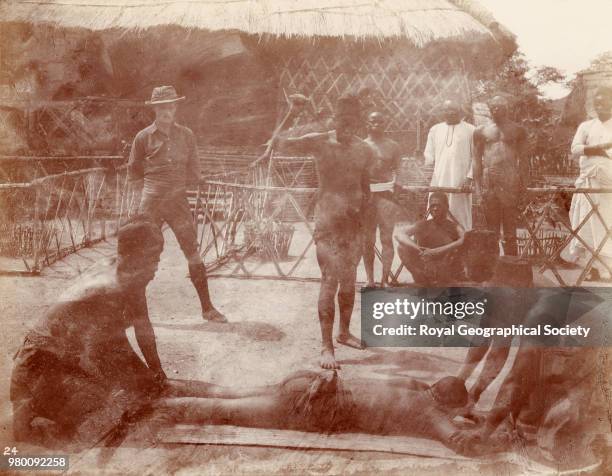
left=424, top=121, right=475, bottom=230
left=569, top=118, right=612, bottom=259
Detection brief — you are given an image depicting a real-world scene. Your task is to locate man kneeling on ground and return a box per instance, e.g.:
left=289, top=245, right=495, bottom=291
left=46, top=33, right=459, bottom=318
left=394, top=191, right=465, bottom=285
left=11, top=219, right=167, bottom=449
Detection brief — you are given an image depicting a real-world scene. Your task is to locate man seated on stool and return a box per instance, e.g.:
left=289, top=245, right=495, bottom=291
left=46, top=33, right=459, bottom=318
left=394, top=192, right=465, bottom=286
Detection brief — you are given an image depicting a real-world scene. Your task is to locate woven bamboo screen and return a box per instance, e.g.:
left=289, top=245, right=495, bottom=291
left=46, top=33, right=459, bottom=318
left=278, top=44, right=472, bottom=153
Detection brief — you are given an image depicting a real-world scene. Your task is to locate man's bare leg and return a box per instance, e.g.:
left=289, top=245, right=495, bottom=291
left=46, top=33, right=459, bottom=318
left=336, top=266, right=363, bottom=350
left=362, top=208, right=377, bottom=287
left=468, top=346, right=510, bottom=404
left=163, top=379, right=274, bottom=399
left=379, top=217, right=395, bottom=287
left=154, top=395, right=281, bottom=429
left=458, top=346, right=489, bottom=382
left=318, top=274, right=340, bottom=369
left=362, top=237, right=376, bottom=287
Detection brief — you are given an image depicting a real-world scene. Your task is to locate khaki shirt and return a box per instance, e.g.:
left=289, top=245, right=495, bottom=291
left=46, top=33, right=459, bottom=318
left=128, top=122, right=200, bottom=196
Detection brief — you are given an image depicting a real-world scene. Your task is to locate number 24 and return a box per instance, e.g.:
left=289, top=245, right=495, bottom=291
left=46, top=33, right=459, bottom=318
left=3, top=447, right=18, bottom=455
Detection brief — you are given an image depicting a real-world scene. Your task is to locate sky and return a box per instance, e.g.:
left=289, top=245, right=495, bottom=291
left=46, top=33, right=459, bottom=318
left=478, top=0, right=611, bottom=98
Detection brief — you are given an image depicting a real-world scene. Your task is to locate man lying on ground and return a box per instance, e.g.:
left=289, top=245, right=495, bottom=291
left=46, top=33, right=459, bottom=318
left=153, top=370, right=484, bottom=456
left=11, top=219, right=167, bottom=449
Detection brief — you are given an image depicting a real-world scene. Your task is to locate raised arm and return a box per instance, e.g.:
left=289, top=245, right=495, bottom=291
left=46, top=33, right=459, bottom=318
left=269, top=94, right=324, bottom=156
left=277, top=131, right=327, bottom=156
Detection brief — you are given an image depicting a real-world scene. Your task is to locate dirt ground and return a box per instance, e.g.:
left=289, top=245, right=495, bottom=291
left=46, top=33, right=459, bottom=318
left=0, top=228, right=607, bottom=475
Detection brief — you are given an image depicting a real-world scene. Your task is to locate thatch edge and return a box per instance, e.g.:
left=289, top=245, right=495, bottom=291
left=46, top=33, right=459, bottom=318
left=0, top=0, right=510, bottom=48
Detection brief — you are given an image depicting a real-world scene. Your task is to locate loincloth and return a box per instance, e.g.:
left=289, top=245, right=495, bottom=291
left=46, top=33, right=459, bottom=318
left=364, top=191, right=402, bottom=223
left=314, top=222, right=363, bottom=262
left=278, top=370, right=356, bottom=433
left=11, top=332, right=160, bottom=448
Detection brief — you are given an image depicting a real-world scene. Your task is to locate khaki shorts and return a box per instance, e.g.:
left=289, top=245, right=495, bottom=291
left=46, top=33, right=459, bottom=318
left=139, top=193, right=199, bottom=258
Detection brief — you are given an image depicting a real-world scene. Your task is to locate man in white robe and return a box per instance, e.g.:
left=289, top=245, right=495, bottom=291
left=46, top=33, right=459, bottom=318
left=424, top=100, right=475, bottom=231
left=569, top=87, right=612, bottom=281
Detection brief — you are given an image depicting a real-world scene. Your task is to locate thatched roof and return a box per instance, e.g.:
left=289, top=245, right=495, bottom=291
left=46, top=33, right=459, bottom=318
left=0, top=0, right=512, bottom=47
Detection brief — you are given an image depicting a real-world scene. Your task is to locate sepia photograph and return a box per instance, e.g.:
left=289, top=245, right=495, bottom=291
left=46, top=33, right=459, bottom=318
left=0, top=0, right=610, bottom=474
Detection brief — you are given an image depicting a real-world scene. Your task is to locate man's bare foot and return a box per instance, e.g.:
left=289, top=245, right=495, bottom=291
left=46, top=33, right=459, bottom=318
left=320, top=349, right=340, bottom=369
left=203, top=308, right=228, bottom=323
left=365, top=281, right=376, bottom=288
left=336, top=333, right=364, bottom=349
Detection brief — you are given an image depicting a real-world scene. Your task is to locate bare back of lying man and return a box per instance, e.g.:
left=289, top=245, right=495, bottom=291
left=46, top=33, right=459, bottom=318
left=363, top=111, right=402, bottom=287
left=157, top=371, right=481, bottom=456
left=275, top=94, right=371, bottom=369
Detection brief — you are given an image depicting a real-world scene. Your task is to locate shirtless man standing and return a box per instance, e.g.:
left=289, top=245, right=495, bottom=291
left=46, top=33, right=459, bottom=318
left=473, top=96, right=528, bottom=256
left=362, top=111, right=402, bottom=287
left=275, top=94, right=371, bottom=369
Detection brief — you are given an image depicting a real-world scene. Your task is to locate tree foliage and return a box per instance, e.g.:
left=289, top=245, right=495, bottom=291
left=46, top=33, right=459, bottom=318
left=471, top=51, right=570, bottom=175
left=587, top=51, right=612, bottom=71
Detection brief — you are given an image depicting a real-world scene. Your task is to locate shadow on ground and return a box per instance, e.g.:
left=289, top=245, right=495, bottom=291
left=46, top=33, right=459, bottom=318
left=338, top=348, right=462, bottom=379
left=155, top=320, right=285, bottom=342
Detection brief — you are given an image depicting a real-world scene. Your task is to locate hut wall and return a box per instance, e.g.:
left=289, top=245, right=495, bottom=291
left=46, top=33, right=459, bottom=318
left=0, top=23, right=111, bottom=102
left=0, top=23, right=139, bottom=155
left=100, top=28, right=279, bottom=150
left=191, top=53, right=279, bottom=148
left=0, top=25, right=280, bottom=155
left=277, top=41, right=472, bottom=155
left=2, top=24, right=492, bottom=164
